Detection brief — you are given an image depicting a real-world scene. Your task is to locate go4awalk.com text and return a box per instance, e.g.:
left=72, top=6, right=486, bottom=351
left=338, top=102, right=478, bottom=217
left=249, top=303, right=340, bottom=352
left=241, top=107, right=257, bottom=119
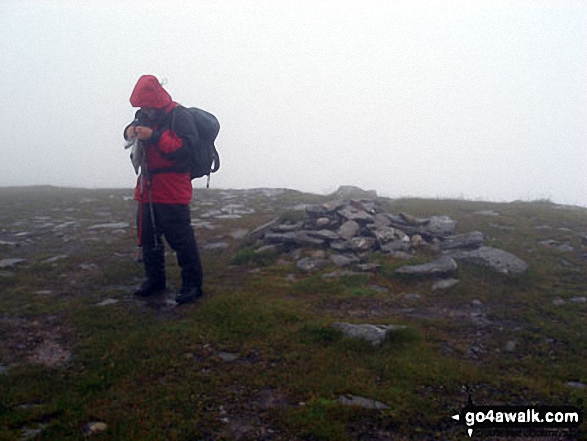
left=452, top=404, right=582, bottom=438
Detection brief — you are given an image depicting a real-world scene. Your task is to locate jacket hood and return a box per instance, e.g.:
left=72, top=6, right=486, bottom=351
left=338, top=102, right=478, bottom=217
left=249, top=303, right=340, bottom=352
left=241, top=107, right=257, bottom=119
left=130, top=75, right=172, bottom=108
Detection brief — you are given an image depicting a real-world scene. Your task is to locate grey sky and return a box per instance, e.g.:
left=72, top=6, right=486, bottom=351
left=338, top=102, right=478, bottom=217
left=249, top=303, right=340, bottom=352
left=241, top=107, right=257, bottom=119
left=1, top=0, right=586, bottom=206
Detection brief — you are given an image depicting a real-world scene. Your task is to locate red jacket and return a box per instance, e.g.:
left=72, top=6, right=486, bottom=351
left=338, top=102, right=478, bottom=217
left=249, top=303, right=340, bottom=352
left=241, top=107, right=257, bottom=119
left=125, top=76, right=198, bottom=205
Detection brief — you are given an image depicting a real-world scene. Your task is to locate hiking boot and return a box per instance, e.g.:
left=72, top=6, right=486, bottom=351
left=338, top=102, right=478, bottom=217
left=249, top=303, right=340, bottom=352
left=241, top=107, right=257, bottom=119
left=134, top=279, right=166, bottom=298
left=175, top=286, right=203, bottom=305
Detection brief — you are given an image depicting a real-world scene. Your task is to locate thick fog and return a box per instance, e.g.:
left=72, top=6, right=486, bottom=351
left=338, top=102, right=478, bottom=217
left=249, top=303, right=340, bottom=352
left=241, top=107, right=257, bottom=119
left=1, top=1, right=586, bottom=206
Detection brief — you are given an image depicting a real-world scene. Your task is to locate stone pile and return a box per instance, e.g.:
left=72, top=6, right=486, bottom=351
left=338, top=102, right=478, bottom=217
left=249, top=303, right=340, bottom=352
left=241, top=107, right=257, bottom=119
left=249, top=198, right=529, bottom=276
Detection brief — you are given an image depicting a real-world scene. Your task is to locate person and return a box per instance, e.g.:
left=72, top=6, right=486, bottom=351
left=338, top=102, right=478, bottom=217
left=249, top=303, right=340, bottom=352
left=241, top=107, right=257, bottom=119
left=124, top=74, right=203, bottom=305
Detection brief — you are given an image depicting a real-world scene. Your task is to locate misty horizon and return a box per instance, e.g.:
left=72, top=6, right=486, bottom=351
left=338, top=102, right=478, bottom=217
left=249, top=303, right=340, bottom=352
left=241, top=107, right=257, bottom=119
left=1, top=1, right=585, bottom=207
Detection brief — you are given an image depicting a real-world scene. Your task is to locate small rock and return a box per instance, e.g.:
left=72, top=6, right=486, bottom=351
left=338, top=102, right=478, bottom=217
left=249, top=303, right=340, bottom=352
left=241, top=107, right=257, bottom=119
left=79, top=263, right=99, bottom=271
left=82, top=421, right=108, bottom=435
left=296, top=257, right=329, bottom=272
left=0, top=258, right=26, bottom=269
left=570, top=297, right=587, bottom=304
left=87, top=222, right=129, bottom=230
left=96, top=298, right=119, bottom=307
left=566, top=381, right=587, bottom=389
left=403, top=293, right=421, bottom=301
left=369, top=285, right=389, bottom=294
left=329, top=254, right=359, bottom=268
left=504, top=340, right=517, bottom=352
left=355, top=263, right=381, bottom=272
left=316, top=217, right=331, bottom=228
left=338, top=220, right=360, bottom=241
left=42, top=254, right=68, bottom=264
left=217, top=352, right=240, bottom=362
left=331, top=322, right=406, bottom=345
left=395, top=257, right=458, bottom=278
left=230, top=229, right=249, bottom=240
left=34, top=290, right=53, bottom=295
left=471, top=299, right=483, bottom=307
left=203, top=242, right=229, bottom=250
left=475, top=210, right=500, bottom=216
left=338, top=394, right=390, bottom=410
left=432, top=278, right=459, bottom=291
left=552, top=298, right=566, bottom=306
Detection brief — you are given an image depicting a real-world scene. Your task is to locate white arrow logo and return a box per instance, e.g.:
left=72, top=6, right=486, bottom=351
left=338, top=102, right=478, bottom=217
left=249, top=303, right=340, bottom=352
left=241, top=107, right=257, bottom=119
left=452, top=414, right=460, bottom=421
left=468, top=428, right=473, bottom=437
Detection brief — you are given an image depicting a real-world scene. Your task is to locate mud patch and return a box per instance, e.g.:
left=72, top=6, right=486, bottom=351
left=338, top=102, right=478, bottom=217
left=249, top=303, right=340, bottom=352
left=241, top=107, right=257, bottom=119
left=0, top=315, right=72, bottom=368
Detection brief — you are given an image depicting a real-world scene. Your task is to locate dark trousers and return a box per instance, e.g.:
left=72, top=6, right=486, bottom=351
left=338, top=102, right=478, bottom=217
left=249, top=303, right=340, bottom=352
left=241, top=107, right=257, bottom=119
left=138, top=203, right=203, bottom=289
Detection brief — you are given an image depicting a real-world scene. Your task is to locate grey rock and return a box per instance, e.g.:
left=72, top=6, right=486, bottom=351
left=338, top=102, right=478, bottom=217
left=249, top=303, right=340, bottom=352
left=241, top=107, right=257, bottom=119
left=446, top=246, right=528, bottom=274
left=307, top=229, right=340, bottom=241
left=403, top=293, right=421, bottom=301
left=96, top=298, right=119, bottom=307
left=338, top=220, right=360, bottom=240
left=322, top=270, right=362, bottom=279
left=296, top=257, right=329, bottom=272
left=330, top=254, right=359, bottom=267
left=432, top=278, right=459, bottom=291
left=471, top=299, right=483, bottom=307
left=249, top=218, right=279, bottom=241
left=330, top=185, right=377, bottom=199
left=373, top=213, right=392, bottom=227
left=264, top=232, right=298, bottom=245
left=356, top=263, right=382, bottom=272
left=337, top=207, right=374, bottom=224
left=82, top=421, right=108, bottom=435
left=0, top=239, right=17, bottom=246
left=271, top=222, right=303, bottom=233
left=539, top=240, right=574, bottom=252
left=203, top=242, right=230, bottom=250
left=230, top=229, right=249, bottom=240
left=293, top=232, right=326, bottom=247
left=338, top=394, right=390, bottom=410
left=255, top=245, right=278, bottom=254
left=504, top=340, right=517, bottom=352
left=217, top=351, right=240, bottom=362
left=439, top=231, right=485, bottom=250
left=316, top=217, right=331, bottom=228
left=305, top=204, right=328, bottom=219
left=350, top=236, right=377, bottom=252
left=395, top=257, right=458, bottom=278
left=42, top=254, right=68, bottom=264
left=373, top=226, right=406, bottom=244
left=552, top=297, right=566, bottom=306
left=0, top=258, right=25, bottom=269
left=570, top=297, right=587, bottom=303
left=330, top=241, right=354, bottom=252
left=566, top=381, right=587, bottom=389
left=87, top=222, right=129, bottom=230
left=423, top=215, right=457, bottom=237
left=331, top=322, right=406, bottom=345
left=369, top=285, right=389, bottom=294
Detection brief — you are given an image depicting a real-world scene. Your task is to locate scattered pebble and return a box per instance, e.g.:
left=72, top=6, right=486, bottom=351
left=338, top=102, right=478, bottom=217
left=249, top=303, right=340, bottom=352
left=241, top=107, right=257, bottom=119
left=338, top=394, right=390, bottom=410
left=552, top=298, right=566, bottom=306
left=96, top=298, right=119, bottom=307
left=570, top=297, right=587, bottom=303
left=432, top=278, right=459, bottom=291
left=504, top=340, right=517, bottom=352
left=403, top=293, right=421, bottom=301
left=34, top=290, right=53, bottom=296
left=82, top=421, right=108, bottom=435
left=471, top=299, right=483, bottom=307
left=0, top=258, right=25, bottom=269
left=566, top=381, right=586, bottom=389
left=217, top=352, right=240, bottom=362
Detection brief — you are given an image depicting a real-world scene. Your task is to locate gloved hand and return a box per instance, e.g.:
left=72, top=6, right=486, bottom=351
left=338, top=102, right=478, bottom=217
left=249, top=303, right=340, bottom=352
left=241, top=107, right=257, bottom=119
left=136, top=126, right=153, bottom=141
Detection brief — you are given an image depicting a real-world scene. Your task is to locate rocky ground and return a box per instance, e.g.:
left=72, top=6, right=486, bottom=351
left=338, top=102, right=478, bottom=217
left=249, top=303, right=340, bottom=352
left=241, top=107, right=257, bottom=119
left=1, top=185, right=586, bottom=440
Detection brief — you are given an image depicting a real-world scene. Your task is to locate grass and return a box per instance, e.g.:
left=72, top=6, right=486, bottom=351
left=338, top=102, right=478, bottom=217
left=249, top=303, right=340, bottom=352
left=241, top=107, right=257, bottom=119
left=0, top=187, right=586, bottom=439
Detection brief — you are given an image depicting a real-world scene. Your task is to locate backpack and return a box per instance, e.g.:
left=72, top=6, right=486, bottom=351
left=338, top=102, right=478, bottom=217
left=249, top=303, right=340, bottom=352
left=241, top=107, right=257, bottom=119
left=169, top=106, right=221, bottom=186
left=185, top=107, right=221, bottom=182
